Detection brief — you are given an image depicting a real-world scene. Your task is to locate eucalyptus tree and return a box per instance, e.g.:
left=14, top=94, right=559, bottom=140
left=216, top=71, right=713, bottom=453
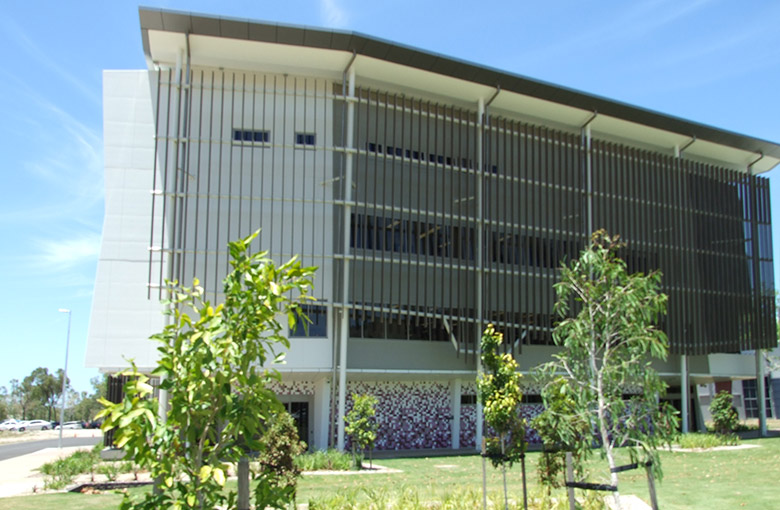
left=537, top=230, right=678, bottom=509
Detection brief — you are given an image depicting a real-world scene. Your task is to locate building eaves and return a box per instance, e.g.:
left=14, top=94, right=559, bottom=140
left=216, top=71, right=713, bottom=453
left=138, top=6, right=780, bottom=163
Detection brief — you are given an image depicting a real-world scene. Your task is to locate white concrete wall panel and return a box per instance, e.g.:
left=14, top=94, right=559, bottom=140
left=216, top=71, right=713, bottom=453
left=86, top=71, right=165, bottom=372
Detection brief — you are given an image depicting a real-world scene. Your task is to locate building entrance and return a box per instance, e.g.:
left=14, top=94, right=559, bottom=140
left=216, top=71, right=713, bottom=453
left=284, top=401, right=309, bottom=447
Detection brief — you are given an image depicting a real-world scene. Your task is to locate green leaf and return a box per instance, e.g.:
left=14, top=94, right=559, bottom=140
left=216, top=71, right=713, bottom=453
left=213, top=467, right=225, bottom=486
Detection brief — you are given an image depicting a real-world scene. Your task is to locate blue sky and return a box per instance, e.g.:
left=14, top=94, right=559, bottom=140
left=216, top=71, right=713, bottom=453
left=1, top=0, right=779, bottom=396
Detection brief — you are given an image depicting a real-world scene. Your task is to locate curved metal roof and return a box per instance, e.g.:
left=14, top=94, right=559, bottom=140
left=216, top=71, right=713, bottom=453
left=138, top=7, right=780, bottom=172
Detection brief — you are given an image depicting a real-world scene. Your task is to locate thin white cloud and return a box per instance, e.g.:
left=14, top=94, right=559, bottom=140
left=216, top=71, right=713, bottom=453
left=319, top=0, right=349, bottom=29
left=0, top=74, right=103, bottom=226
left=34, top=233, right=102, bottom=272
left=515, top=0, right=715, bottom=68
left=0, top=17, right=101, bottom=107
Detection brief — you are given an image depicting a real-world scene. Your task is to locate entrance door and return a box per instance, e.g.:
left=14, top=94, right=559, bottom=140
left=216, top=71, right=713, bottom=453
left=284, top=401, right=310, bottom=447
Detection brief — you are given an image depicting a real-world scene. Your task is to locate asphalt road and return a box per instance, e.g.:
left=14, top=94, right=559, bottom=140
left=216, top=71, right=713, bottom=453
left=0, top=436, right=102, bottom=461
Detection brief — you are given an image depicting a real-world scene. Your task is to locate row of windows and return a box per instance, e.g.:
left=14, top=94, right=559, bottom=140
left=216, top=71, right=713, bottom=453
left=349, top=313, right=451, bottom=341
left=231, top=129, right=316, bottom=146
left=365, top=142, right=498, bottom=173
left=351, top=213, right=595, bottom=269
left=288, top=303, right=564, bottom=344
left=351, top=213, right=474, bottom=260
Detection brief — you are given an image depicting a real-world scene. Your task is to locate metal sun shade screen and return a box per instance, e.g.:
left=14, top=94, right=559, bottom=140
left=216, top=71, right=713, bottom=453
left=147, top=67, right=775, bottom=358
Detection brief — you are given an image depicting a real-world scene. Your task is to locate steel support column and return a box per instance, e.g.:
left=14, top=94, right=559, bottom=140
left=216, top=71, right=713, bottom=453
left=748, top=156, right=767, bottom=438
left=680, top=354, right=689, bottom=434
left=475, top=97, right=485, bottom=451
left=337, top=66, right=356, bottom=451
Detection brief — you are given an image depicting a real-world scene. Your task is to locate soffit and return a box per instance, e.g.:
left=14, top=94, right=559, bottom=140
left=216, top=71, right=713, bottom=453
left=140, top=8, right=780, bottom=174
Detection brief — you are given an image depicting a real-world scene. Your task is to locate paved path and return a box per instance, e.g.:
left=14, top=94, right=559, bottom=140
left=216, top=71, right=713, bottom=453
left=0, top=446, right=94, bottom=498
left=0, top=436, right=101, bottom=462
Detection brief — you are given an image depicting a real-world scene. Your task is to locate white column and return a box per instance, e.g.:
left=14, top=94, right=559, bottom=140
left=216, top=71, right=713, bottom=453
left=313, top=378, right=330, bottom=450
left=756, top=350, right=767, bottom=437
left=681, top=354, right=689, bottom=434
left=336, top=66, right=356, bottom=451
left=584, top=122, right=593, bottom=236
left=450, top=379, right=462, bottom=449
left=475, top=97, right=485, bottom=451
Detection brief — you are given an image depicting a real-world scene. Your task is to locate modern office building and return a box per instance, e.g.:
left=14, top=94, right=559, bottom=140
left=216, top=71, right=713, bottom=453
left=86, top=8, right=780, bottom=451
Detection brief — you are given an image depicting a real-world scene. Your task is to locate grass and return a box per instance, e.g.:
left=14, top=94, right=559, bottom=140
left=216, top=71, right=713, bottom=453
left=294, top=449, right=354, bottom=471
left=676, top=432, right=740, bottom=449
left=295, top=437, right=780, bottom=508
left=1, top=437, right=778, bottom=509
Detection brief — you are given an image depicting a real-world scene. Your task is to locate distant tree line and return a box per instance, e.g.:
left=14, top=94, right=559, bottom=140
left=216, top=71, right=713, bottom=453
left=0, top=368, right=106, bottom=423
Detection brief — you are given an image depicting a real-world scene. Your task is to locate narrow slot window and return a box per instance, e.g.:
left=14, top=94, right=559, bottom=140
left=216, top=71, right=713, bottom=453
left=232, top=129, right=270, bottom=145
left=296, top=132, right=316, bottom=146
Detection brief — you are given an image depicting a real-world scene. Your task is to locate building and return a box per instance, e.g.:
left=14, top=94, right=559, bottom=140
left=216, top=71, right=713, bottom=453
left=86, top=8, right=780, bottom=451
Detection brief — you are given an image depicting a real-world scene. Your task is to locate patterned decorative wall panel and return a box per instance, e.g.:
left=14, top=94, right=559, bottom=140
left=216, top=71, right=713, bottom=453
left=344, top=380, right=451, bottom=450
left=268, top=380, right=315, bottom=396
left=460, top=404, right=476, bottom=448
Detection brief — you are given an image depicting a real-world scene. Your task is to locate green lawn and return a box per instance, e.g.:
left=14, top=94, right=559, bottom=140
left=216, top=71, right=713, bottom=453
left=2, top=437, right=778, bottom=509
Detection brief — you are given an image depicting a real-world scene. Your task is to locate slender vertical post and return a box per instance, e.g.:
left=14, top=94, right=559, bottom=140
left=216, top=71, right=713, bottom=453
left=337, top=66, right=356, bottom=451
left=481, top=438, right=487, bottom=510
left=645, top=462, right=659, bottom=510
left=57, top=309, right=72, bottom=449
left=521, top=453, right=528, bottom=510
left=237, top=457, right=249, bottom=510
left=582, top=118, right=594, bottom=237
left=748, top=160, right=768, bottom=438
left=475, top=97, right=485, bottom=450
left=681, top=354, right=689, bottom=434
left=565, top=452, right=576, bottom=510
left=158, top=48, right=186, bottom=430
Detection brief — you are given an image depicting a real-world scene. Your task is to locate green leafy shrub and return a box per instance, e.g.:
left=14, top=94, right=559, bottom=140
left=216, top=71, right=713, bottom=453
left=98, top=461, right=122, bottom=481
left=344, top=393, right=378, bottom=469
left=253, top=410, right=306, bottom=502
left=40, top=449, right=100, bottom=489
left=677, top=432, right=740, bottom=449
left=98, top=232, right=316, bottom=510
left=294, top=449, right=353, bottom=471
left=710, top=390, right=739, bottom=434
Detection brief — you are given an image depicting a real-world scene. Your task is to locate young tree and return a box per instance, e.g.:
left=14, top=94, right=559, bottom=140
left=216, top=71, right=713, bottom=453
left=538, top=230, right=678, bottom=510
left=344, top=393, right=378, bottom=469
left=477, top=324, right=526, bottom=510
left=98, top=231, right=316, bottom=510
left=710, top=390, right=739, bottom=435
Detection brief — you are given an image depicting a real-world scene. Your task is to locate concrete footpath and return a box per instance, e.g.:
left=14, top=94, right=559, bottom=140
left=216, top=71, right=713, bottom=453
left=0, top=445, right=93, bottom=498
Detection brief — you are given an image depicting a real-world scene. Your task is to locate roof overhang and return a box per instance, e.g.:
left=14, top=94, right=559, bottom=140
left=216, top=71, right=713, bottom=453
left=139, top=7, right=780, bottom=174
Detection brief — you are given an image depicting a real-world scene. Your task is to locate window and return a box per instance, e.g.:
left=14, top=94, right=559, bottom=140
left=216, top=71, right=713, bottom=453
left=289, top=305, right=328, bottom=337
left=743, top=378, right=773, bottom=418
left=296, top=132, right=316, bottom=146
left=461, top=395, right=477, bottom=405
left=232, top=129, right=270, bottom=144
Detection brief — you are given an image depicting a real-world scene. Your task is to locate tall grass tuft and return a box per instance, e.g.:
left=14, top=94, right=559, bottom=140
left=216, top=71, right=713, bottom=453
left=39, top=449, right=101, bottom=489
left=295, top=449, right=354, bottom=471
left=306, top=487, right=608, bottom=509
left=677, top=432, right=740, bottom=449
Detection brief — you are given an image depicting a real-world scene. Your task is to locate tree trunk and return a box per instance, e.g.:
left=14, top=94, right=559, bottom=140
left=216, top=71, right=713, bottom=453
left=501, top=434, right=508, bottom=510
left=596, top=382, right=621, bottom=510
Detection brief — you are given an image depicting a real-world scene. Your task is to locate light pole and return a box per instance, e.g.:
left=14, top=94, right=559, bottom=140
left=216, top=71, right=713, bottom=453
left=57, top=308, right=71, bottom=449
